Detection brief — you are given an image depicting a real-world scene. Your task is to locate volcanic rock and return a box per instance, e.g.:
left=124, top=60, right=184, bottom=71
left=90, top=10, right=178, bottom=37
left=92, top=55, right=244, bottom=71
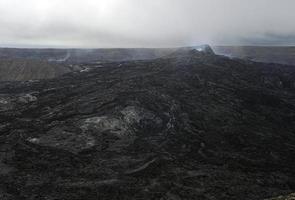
left=0, top=47, right=295, bottom=199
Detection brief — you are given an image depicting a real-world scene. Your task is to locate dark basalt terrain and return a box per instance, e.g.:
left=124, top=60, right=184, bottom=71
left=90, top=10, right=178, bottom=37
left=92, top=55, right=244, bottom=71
left=213, top=46, right=295, bottom=65
left=266, top=193, right=295, bottom=200
left=0, top=46, right=207, bottom=81
left=0, top=48, right=295, bottom=200
left=0, top=48, right=177, bottom=63
left=0, top=59, right=71, bottom=81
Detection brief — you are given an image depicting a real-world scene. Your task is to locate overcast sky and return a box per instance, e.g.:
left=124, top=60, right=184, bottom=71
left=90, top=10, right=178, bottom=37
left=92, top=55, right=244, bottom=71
left=0, top=0, right=294, bottom=48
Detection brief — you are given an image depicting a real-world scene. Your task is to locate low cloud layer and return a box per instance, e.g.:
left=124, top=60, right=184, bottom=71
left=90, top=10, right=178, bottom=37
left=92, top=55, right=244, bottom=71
left=0, top=0, right=294, bottom=48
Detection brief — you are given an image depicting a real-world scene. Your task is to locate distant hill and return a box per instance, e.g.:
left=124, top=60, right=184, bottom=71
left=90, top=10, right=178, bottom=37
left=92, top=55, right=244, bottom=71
left=2, top=46, right=295, bottom=65
left=0, top=58, right=70, bottom=81
left=213, top=46, right=295, bottom=65
left=0, top=48, right=177, bottom=63
left=0, top=47, right=212, bottom=82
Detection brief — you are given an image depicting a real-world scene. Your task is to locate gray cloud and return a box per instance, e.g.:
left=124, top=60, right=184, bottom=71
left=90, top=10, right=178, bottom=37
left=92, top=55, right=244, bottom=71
left=0, top=0, right=294, bottom=48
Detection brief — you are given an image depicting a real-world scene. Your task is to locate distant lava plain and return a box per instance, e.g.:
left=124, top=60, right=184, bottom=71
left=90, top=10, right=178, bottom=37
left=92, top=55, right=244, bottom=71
left=0, top=48, right=177, bottom=81
left=0, top=47, right=295, bottom=199
left=0, top=58, right=71, bottom=81
left=213, top=46, right=295, bottom=66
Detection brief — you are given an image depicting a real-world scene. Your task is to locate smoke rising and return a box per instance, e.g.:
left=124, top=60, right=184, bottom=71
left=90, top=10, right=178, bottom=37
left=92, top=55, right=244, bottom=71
left=0, top=0, right=294, bottom=48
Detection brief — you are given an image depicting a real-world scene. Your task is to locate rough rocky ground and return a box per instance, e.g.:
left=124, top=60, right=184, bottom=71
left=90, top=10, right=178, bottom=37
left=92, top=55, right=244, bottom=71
left=266, top=193, right=295, bottom=200
left=0, top=48, right=295, bottom=199
left=0, top=59, right=70, bottom=81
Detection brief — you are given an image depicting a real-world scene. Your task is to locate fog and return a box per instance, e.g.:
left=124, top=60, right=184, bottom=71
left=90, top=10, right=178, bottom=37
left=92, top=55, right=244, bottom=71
left=0, top=0, right=294, bottom=48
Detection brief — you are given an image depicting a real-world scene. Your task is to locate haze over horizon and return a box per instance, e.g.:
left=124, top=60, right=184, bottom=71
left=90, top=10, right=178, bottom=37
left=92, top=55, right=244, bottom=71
left=0, top=0, right=295, bottom=48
